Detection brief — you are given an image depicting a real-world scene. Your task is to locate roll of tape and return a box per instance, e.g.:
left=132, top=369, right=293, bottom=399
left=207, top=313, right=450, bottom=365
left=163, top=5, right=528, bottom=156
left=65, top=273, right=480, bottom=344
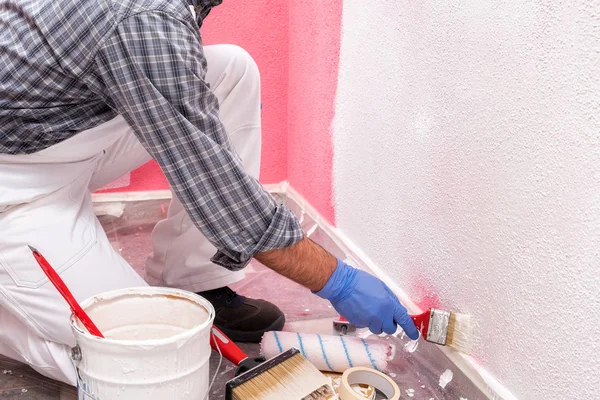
left=339, top=367, right=400, bottom=400
left=323, top=372, right=375, bottom=399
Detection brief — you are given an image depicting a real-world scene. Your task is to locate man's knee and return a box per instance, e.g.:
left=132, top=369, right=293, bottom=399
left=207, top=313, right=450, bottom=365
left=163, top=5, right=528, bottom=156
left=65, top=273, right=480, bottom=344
left=220, top=44, right=260, bottom=89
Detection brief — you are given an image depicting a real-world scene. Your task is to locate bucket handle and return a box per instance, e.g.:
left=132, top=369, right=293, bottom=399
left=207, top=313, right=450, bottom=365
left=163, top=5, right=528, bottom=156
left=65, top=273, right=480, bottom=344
left=71, top=345, right=101, bottom=400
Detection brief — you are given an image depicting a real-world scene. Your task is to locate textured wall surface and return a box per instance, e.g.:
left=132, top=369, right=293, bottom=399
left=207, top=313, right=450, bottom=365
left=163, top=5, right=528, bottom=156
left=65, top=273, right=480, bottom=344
left=287, top=0, right=343, bottom=222
left=332, top=1, right=600, bottom=398
left=202, top=0, right=289, bottom=184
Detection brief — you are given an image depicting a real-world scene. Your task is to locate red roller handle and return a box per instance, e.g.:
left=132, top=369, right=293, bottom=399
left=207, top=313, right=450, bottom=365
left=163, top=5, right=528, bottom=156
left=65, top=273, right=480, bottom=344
left=29, top=246, right=104, bottom=338
left=209, top=326, right=248, bottom=366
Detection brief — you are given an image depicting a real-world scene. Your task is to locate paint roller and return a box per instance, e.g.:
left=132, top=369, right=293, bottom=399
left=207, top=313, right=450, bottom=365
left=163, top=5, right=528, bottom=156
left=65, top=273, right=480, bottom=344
left=260, top=331, right=395, bottom=373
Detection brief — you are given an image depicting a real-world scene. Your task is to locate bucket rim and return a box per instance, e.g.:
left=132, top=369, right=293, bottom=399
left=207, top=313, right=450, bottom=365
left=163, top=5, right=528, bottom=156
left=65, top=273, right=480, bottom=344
left=70, top=286, right=215, bottom=346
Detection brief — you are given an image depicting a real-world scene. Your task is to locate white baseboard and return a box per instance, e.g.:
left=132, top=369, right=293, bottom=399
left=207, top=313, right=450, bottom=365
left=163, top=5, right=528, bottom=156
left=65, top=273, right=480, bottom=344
left=92, top=190, right=172, bottom=203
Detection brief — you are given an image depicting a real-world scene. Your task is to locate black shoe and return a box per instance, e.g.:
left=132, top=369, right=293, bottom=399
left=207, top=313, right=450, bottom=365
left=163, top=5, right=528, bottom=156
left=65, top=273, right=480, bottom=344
left=197, top=287, right=285, bottom=342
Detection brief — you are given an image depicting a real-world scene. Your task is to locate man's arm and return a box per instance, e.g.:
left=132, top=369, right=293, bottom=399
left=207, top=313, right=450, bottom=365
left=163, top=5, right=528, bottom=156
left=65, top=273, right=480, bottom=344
left=258, top=237, right=419, bottom=339
left=83, top=9, right=303, bottom=270
left=255, top=237, right=337, bottom=292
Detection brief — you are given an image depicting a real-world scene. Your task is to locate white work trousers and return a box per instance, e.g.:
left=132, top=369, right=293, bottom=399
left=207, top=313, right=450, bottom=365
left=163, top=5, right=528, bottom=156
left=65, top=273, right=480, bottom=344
left=0, top=44, right=261, bottom=385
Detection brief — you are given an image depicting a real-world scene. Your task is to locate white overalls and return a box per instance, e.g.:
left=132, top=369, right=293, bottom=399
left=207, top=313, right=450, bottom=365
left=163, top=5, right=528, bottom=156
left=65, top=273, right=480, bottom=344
left=0, top=43, right=261, bottom=384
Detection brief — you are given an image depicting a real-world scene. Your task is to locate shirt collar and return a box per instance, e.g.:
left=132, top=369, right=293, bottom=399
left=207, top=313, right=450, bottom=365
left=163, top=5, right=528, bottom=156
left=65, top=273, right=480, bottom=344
left=189, top=0, right=223, bottom=7
left=188, top=0, right=223, bottom=26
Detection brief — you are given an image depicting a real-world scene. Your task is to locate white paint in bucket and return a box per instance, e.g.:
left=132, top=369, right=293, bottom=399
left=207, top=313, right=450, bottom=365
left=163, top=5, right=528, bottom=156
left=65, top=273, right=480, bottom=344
left=70, top=287, right=215, bottom=400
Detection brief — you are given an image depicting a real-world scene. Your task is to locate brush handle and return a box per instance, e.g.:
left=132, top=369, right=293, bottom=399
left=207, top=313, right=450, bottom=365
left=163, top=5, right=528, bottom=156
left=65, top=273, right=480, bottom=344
left=29, top=247, right=104, bottom=338
left=210, top=326, right=248, bottom=365
left=410, top=310, right=431, bottom=339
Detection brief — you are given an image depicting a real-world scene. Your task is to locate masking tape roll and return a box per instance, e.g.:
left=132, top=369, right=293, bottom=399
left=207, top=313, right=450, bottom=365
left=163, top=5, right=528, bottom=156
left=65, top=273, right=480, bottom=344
left=339, top=367, right=400, bottom=400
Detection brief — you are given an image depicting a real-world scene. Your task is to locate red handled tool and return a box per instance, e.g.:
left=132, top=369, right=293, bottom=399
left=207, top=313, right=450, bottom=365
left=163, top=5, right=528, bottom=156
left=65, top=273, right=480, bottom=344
left=209, top=326, right=265, bottom=374
left=409, top=308, right=472, bottom=353
left=410, top=311, right=431, bottom=338
left=28, top=245, right=104, bottom=338
left=333, top=314, right=356, bottom=335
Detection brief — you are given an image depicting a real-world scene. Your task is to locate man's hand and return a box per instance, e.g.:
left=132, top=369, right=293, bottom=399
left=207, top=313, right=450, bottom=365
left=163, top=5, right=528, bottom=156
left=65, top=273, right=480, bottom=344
left=255, top=239, right=419, bottom=338
left=315, top=260, right=420, bottom=339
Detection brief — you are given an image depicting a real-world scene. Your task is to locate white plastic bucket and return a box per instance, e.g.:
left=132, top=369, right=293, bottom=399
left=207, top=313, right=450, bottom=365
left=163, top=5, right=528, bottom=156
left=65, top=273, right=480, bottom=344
left=70, top=287, right=215, bottom=400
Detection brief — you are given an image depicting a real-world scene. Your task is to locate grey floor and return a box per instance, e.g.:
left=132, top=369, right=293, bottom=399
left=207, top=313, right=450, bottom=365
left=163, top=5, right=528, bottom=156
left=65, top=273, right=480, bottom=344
left=0, top=199, right=486, bottom=399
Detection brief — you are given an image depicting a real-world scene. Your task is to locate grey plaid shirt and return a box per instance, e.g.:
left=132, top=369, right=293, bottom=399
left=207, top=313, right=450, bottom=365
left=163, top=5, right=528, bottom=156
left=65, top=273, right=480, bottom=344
left=0, top=0, right=303, bottom=270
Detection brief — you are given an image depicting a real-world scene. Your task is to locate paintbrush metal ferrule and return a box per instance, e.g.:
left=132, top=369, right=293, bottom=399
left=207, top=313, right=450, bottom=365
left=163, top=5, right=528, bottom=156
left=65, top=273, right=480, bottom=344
left=427, top=308, right=450, bottom=345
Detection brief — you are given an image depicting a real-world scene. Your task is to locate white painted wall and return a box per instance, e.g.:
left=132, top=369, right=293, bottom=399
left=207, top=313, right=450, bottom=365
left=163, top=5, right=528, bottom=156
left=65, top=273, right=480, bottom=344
left=332, top=1, right=600, bottom=399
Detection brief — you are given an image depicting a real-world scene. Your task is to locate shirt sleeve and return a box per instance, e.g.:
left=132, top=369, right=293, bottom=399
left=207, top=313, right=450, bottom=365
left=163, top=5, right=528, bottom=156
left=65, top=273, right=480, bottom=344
left=82, top=10, right=303, bottom=270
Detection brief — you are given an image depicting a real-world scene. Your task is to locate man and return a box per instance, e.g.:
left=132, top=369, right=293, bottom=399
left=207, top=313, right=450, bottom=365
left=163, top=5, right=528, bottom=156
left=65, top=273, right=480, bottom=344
left=0, top=0, right=419, bottom=385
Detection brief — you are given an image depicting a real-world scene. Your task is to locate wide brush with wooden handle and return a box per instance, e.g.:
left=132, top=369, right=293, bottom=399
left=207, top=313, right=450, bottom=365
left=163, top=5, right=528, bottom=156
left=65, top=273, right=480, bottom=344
left=411, top=308, right=472, bottom=354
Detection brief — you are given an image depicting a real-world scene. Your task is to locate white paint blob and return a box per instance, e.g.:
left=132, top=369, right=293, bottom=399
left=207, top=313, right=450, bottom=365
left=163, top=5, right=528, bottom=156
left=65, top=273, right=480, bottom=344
left=306, top=223, right=318, bottom=237
left=71, top=287, right=215, bottom=400
left=404, top=338, right=419, bottom=353
left=359, top=330, right=373, bottom=339
left=439, top=369, right=454, bottom=389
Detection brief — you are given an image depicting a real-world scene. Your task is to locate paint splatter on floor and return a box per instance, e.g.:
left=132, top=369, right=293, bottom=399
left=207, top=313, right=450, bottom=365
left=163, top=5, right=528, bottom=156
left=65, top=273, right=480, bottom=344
left=439, top=369, right=454, bottom=388
left=404, top=337, right=420, bottom=353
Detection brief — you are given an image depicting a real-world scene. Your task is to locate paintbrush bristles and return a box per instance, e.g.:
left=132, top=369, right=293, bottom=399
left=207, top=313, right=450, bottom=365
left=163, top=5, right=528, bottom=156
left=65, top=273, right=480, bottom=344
left=446, top=312, right=473, bottom=354
left=231, top=353, right=334, bottom=400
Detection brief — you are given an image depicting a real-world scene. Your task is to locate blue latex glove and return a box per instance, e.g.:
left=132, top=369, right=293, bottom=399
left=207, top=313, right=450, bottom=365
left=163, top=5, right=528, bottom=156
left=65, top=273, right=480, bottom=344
left=315, top=259, right=419, bottom=339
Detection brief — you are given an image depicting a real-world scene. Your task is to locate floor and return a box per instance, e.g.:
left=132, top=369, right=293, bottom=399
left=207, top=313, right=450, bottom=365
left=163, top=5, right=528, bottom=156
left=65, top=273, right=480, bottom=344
left=0, top=197, right=487, bottom=399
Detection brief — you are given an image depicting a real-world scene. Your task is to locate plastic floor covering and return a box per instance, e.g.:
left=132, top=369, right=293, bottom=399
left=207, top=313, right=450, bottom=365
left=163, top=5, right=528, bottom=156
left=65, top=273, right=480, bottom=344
left=0, top=197, right=487, bottom=400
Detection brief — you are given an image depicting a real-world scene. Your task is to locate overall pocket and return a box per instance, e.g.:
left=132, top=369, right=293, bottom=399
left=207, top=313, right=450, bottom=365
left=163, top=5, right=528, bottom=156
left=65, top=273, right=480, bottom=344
left=0, top=173, right=97, bottom=289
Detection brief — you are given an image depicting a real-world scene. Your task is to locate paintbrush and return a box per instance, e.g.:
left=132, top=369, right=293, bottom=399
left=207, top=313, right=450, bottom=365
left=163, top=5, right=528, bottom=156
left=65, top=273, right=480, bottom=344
left=209, top=326, right=334, bottom=399
left=411, top=308, right=472, bottom=353
left=226, top=348, right=335, bottom=400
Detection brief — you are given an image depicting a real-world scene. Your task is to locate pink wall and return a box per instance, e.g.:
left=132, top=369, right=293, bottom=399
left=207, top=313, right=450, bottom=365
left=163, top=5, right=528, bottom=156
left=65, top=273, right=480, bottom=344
left=287, top=1, right=342, bottom=223
left=202, top=0, right=289, bottom=184
left=98, top=162, right=168, bottom=194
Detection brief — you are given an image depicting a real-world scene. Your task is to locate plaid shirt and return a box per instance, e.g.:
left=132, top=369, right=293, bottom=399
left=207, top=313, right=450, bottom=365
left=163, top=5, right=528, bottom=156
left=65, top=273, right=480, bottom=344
left=0, top=0, right=303, bottom=270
